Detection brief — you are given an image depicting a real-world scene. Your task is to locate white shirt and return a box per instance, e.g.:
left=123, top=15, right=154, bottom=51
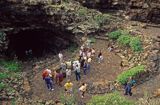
left=87, top=58, right=92, bottom=63
left=46, top=69, right=51, bottom=74
left=66, top=69, right=71, bottom=76
left=58, top=53, right=63, bottom=59
left=87, top=52, right=91, bottom=58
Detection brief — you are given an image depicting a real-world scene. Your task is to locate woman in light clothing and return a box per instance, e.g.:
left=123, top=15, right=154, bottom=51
left=79, top=83, right=87, bottom=98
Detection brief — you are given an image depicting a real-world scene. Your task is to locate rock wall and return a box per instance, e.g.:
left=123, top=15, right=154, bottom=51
left=76, top=0, right=160, bottom=24
left=0, top=0, right=115, bottom=56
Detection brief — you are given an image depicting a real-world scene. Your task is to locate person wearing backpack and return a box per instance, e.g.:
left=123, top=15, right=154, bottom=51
left=44, top=75, right=54, bottom=91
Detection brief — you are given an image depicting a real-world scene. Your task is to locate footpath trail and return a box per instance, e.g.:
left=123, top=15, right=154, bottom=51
left=29, top=39, right=122, bottom=102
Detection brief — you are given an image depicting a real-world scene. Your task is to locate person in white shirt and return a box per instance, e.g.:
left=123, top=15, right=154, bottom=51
left=66, top=69, right=71, bottom=79
left=58, top=52, right=63, bottom=63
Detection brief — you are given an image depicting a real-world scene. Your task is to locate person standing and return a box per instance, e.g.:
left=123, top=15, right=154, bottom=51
left=91, top=48, right=95, bottom=56
left=42, top=69, right=52, bottom=80
left=66, top=68, right=71, bottom=79
left=58, top=52, right=63, bottom=63
left=64, top=80, right=73, bottom=96
left=124, top=82, right=132, bottom=96
left=97, top=50, right=103, bottom=63
left=44, top=76, right=54, bottom=91
left=56, top=71, right=64, bottom=86
left=79, top=83, right=87, bottom=98
left=74, top=65, right=81, bottom=81
left=83, top=61, right=87, bottom=75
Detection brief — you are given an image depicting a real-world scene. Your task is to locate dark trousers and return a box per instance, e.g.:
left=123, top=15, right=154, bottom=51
left=75, top=72, right=81, bottom=81
left=124, top=87, right=132, bottom=96
left=46, top=82, right=53, bottom=90
left=83, top=68, right=87, bottom=75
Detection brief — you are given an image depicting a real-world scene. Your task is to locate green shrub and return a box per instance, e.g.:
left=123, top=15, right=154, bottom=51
left=0, top=60, right=22, bottom=72
left=87, top=91, right=135, bottom=105
left=0, top=82, right=6, bottom=90
left=118, top=35, right=131, bottom=46
left=0, top=72, right=9, bottom=79
left=89, top=37, right=96, bottom=43
left=94, top=14, right=109, bottom=26
left=60, top=89, right=77, bottom=105
left=108, top=29, right=123, bottom=40
left=78, top=8, right=88, bottom=16
left=129, top=37, right=143, bottom=52
left=117, top=65, right=145, bottom=84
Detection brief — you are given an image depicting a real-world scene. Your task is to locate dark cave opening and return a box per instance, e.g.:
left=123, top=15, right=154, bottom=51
left=6, top=29, right=77, bottom=60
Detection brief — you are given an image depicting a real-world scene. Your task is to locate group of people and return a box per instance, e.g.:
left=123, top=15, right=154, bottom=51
left=42, top=38, right=136, bottom=99
left=42, top=39, right=103, bottom=98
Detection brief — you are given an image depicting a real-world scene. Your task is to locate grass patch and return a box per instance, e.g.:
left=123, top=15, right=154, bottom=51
left=87, top=91, right=135, bottom=105
left=60, top=89, right=77, bottom=105
left=108, top=29, right=143, bottom=52
left=0, top=60, right=22, bottom=72
left=0, top=72, right=9, bottom=79
left=117, top=65, right=145, bottom=85
left=0, top=82, right=6, bottom=90
left=118, top=35, right=131, bottom=46
left=108, top=29, right=123, bottom=40
left=93, top=14, right=109, bottom=26
left=129, top=37, right=143, bottom=52
left=77, top=8, right=88, bottom=16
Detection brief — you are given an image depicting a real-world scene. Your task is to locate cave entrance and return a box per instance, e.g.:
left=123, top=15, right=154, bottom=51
left=7, top=29, right=76, bottom=60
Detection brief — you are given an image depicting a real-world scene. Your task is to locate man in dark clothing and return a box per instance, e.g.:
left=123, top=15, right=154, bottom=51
left=83, top=62, right=87, bottom=75
left=75, top=65, right=81, bottom=81
left=44, top=76, right=54, bottom=91
left=124, top=82, right=132, bottom=96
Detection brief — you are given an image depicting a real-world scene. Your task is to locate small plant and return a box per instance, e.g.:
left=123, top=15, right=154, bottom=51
left=108, top=29, right=123, bottom=40
left=94, top=14, right=109, bottom=26
left=0, top=72, right=9, bottom=79
left=129, top=37, right=143, bottom=52
left=60, top=89, right=77, bottom=105
left=118, top=35, right=131, bottom=46
left=117, top=65, right=145, bottom=85
left=0, top=60, right=22, bottom=72
left=87, top=91, right=135, bottom=105
left=0, top=82, right=6, bottom=90
left=78, top=8, right=88, bottom=16
left=89, top=37, right=96, bottom=43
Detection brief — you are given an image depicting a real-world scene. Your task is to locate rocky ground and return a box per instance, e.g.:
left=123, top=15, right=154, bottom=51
left=0, top=1, right=160, bottom=105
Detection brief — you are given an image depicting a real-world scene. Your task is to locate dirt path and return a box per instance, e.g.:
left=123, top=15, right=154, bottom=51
left=26, top=22, right=160, bottom=103
left=133, top=74, right=160, bottom=98
left=29, top=39, right=122, bottom=102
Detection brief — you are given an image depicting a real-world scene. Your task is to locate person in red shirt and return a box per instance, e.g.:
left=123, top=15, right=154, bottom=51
left=42, top=69, right=51, bottom=79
